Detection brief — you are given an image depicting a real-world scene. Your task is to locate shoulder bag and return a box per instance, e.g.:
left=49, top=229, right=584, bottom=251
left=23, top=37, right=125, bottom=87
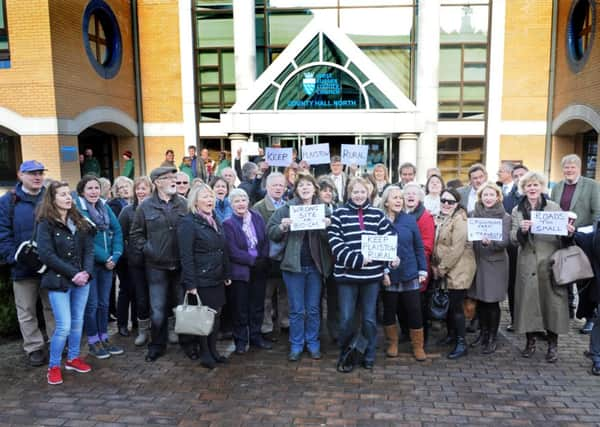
left=550, top=245, right=594, bottom=286
left=428, top=277, right=449, bottom=321
left=173, top=293, right=217, bottom=336
left=15, top=222, right=47, bottom=274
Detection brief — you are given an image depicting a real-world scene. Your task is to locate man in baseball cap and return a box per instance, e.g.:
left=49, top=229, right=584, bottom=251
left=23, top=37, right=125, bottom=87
left=0, top=160, right=54, bottom=367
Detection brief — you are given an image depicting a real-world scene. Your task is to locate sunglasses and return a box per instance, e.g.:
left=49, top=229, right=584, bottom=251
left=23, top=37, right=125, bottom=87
left=176, top=181, right=189, bottom=185
left=440, top=198, right=457, bottom=205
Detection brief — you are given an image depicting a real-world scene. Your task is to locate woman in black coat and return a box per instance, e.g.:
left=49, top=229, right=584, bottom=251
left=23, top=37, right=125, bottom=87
left=177, top=183, right=231, bottom=369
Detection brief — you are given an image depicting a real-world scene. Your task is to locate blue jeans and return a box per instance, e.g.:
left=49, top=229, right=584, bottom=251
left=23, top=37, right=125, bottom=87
left=338, top=281, right=380, bottom=363
left=84, top=266, right=113, bottom=343
left=48, top=285, right=90, bottom=367
left=282, top=266, right=322, bottom=353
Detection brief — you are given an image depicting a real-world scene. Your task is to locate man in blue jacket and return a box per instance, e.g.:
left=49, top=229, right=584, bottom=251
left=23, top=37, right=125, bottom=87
left=0, top=160, right=54, bottom=366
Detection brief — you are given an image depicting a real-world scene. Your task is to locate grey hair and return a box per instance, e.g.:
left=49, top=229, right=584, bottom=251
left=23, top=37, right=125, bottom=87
left=187, top=183, right=215, bottom=214
left=500, top=161, right=514, bottom=173
left=560, top=154, right=582, bottom=168
left=229, top=188, right=249, bottom=203
left=377, top=185, right=402, bottom=213
left=241, top=162, right=258, bottom=180
left=518, top=171, right=548, bottom=194
left=112, top=176, right=133, bottom=197
left=266, top=171, right=285, bottom=186
left=402, top=182, right=425, bottom=201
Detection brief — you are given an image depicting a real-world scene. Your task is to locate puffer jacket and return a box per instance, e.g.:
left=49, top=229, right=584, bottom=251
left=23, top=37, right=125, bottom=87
left=432, top=209, right=476, bottom=290
left=37, top=218, right=94, bottom=292
left=130, top=191, right=187, bottom=270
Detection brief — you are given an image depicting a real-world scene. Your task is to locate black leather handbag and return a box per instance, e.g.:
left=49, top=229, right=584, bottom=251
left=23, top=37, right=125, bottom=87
left=428, top=278, right=449, bottom=321
left=14, top=223, right=46, bottom=274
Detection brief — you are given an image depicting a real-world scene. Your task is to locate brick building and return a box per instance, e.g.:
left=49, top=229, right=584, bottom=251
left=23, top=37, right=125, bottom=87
left=0, top=0, right=597, bottom=187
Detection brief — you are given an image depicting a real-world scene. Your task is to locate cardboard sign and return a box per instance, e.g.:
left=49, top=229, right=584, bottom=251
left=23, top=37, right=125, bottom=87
left=265, top=147, right=293, bottom=167
left=244, top=141, right=260, bottom=156
left=531, top=210, right=569, bottom=236
left=467, top=218, right=503, bottom=241
left=290, top=204, right=326, bottom=231
left=361, top=235, right=397, bottom=262
left=301, top=143, right=330, bottom=165
left=341, top=144, right=368, bottom=166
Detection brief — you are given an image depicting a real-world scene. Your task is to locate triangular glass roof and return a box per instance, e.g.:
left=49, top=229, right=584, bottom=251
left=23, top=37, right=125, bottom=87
left=229, top=17, right=417, bottom=114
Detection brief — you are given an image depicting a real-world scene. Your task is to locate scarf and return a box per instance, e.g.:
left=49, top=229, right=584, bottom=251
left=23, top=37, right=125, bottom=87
left=408, top=201, right=426, bottom=221
left=473, top=201, right=505, bottom=219
left=517, top=196, right=546, bottom=220
left=197, top=211, right=218, bottom=232
left=242, top=212, right=258, bottom=249
left=84, top=198, right=109, bottom=231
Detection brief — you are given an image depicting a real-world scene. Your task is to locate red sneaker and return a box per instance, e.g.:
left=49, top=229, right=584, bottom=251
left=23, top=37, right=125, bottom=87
left=65, top=357, right=92, bottom=373
left=47, top=366, right=63, bottom=385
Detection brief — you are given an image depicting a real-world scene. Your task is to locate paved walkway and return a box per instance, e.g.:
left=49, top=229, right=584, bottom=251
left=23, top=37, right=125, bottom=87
left=0, top=309, right=599, bottom=426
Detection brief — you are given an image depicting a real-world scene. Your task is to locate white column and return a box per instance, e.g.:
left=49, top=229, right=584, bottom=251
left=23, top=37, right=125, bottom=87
left=485, top=0, right=506, bottom=176
left=179, top=0, right=198, bottom=150
left=398, top=133, right=418, bottom=171
left=415, top=0, right=440, bottom=184
left=233, top=0, right=256, bottom=103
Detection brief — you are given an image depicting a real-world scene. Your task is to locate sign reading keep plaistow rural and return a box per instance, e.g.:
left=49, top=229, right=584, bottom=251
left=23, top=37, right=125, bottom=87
left=467, top=218, right=503, bottom=241
left=341, top=144, right=368, bottom=166
left=361, top=235, right=397, bottom=262
left=531, top=210, right=569, bottom=236
left=290, top=204, right=326, bottom=231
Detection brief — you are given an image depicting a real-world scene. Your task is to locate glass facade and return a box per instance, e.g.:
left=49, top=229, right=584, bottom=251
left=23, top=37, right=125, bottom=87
left=0, top=0, right=10, bottom=68
left=437, top=136, right=484, bottom=183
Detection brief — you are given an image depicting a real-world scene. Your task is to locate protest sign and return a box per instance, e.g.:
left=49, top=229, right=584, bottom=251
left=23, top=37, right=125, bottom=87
left=467, top=218, right=503, bottom=241
left=531, top=210, right=569, bottom=236
left=341, top=144, right=368, bottom=166
left=265, top=147, right=293, bottom=167
left=244, top=141, right=260, bottom=156
left=290, top=204, right=326, bottom=231
left=361, top=235, right=397, bottom=262
left=301, top=143, right=330, bottom=165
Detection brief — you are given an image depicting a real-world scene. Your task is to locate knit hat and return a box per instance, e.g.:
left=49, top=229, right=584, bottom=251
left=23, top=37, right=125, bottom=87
left=123, top=150, right=133, bottom=159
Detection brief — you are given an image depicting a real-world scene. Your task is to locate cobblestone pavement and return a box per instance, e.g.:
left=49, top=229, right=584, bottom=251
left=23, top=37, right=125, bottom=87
left=1, top=308, right=599, bottom=427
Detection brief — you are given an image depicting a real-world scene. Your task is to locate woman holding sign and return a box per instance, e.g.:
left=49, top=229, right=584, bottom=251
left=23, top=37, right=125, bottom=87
left=378, top=185, right=428, bottom=361
left=432, top=188, right=476, bottom=360
left=467, top=182, right=511, bottom=355
left=510, top=171, right=568, bottom=363
left=328, top=176, right=397, bottom=372
left=267, top=173, right=332, bottom=362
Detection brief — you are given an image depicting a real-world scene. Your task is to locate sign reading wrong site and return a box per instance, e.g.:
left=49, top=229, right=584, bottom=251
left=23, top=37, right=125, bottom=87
left=290, top=204, right=326, bottom=231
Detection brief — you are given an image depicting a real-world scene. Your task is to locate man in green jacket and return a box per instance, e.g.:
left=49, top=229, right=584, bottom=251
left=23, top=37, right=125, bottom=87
left=122, top=151, right=135, bottom=179
left=82, top=148, right=101, bottom=177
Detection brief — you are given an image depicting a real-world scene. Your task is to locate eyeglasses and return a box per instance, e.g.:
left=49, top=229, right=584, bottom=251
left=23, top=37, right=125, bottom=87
left=440, top=198, right=457, bottom=205
left=176, top=181, right=189, bottom=185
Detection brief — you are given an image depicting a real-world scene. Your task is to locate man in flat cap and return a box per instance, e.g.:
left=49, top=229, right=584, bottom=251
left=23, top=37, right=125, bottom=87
left=0, top=160, right=55, bottom=367
left=130, top=166, right=187, bottom=362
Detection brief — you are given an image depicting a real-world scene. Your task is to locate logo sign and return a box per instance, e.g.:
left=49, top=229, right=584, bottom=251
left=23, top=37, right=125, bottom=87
left=301, top=143, right=330, bottom=165
left=302, top=72, right=316, bottom=96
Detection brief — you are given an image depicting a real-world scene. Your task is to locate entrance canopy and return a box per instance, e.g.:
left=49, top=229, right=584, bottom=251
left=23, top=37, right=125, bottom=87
left=221, top=18, right=424, bottom=134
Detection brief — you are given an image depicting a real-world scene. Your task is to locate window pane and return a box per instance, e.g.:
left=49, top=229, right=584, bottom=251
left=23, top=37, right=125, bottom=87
left=249, top=84, right=278, bottom=110
left=199, top=70, right=219, bottom=85
left=223, top=89, right=236, bottom=104
left=268, top=12, right=313, bottom=45
left=342, top=7, right=412, bottom=43
left=322, top=35, right=348, bottom=66
left=221, top=51, right=236, bottom=83
left=275, top=63, right=296, bottom=85
left=463, top=85, right=485, bottom=101
left=88, top=17, right=96, bottom=36
left=365, top=83, right=395, bottom=109
left=439, top=103, right=460, bottom=119
left=464, top=46, right=486, bottom=62
left=0, top=2, right=4, bottom=29
left=201, top=88, right=220, bottom=103
left=363, top=47, right=411, bottom=97
left=464, top=63, right=486, bottom=81
left=269, top=0, right=337, bottom=8
left=294, top=35, right=319, bottom=66
left=440, top=5, right=489, bottom=42
left=347, top=62, right=368, bottom=84
left=199, top=51, right=219, bottom=66
left=197, top=16, right=234, bottom=47
left=439, top=85, right=460, bottom=101
left=439, top=47, right=461, bottom=81
left=99, top=45, right=108, bottom=64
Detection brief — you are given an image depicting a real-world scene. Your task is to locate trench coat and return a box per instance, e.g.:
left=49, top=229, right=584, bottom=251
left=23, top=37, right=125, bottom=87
left=468, top=209, right=511, bottom=303
left=432, top=209, right=476, bottom=290
left=510, top=199, right=569, bottom=334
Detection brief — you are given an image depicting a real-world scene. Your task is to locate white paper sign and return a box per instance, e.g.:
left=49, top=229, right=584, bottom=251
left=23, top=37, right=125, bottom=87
left=467, top=218, right=503, bottom=241
left=341, top=144, right=369, bottom=166
left=361, top=235, right=397, bottom=262
left=531, top=210, right=569, bottom=236
left=301, top=143, right=330, bottom=165
left=243, top=141, right=260, bottom=156
left=290, top=204, right=326, bottom=231
left=265, top=147, right=293, bottom=167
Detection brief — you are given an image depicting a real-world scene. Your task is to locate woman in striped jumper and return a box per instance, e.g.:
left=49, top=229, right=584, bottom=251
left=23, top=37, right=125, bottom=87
left=328, top=176, right=397, bottom=372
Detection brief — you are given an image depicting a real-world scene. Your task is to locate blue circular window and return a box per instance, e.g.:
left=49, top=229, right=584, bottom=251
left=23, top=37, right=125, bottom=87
left=82, top=0, right=122, bottom=79
left=567, top=0, right=595, bottom=72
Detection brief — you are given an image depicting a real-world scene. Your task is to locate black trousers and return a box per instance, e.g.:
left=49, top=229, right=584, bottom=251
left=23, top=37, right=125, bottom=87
left=130, top=264, right=150, bottom=320
left=382, top=289, right=423, bottom=329
left=448, top=289, right=467, bottom=338
left=231, top=267, right=266, bottom=346
left=507, top=245, right=518, bottom=322
left=116, top=260, right=137, bottom=328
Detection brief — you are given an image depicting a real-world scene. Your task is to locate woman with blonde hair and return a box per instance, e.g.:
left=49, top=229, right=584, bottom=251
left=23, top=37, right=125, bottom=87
left=177, top=183, right=232, bottom=368
left=468, top=182, right=510, bottom=354
left=371, top=163, right=389, bottom=197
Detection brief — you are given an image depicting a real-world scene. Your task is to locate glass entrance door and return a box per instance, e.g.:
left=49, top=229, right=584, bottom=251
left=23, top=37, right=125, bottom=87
left=355, top=135, right=393, bottom=179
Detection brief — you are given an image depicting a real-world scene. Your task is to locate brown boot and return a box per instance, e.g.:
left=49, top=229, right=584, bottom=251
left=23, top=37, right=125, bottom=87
left=384, top=325, right=399, bottom=358
left=409, top=328, right=427, bottom=362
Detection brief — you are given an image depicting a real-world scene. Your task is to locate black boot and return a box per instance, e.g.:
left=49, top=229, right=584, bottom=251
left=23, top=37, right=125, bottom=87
left=546, top=331, right=558, bottom=363
left=521, top=332, right=536, bottom=358
left=466, top=317, right=479, bottom=333
left=208, top=331, right=227, bottom=363
left=199, top=336, right=216, bottom=369
left=447, top=336, right=467, bottom=359
left=483, top=306, right=500, bottom=355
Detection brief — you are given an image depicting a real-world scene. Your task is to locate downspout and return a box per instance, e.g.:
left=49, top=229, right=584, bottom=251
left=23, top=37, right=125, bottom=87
left=544, top=0, right=559, bottom=177
left=131, top=0, right=146, bottom=175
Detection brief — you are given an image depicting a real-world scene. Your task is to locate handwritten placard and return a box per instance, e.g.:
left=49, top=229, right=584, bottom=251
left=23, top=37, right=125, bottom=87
left=290, top=204, right=326, bottom=231
left=301, top=143, right=330, bottom=165
left=531, top=210, right=569, bottom=236
left=244, top=141, right=260, bottom=156
left=361, top=235, right=397, bottom=261
left=341, top=144, right=368, bottom=166
left=467, top=218, right=503, bottom=241
left=265, top=147, right=293, bottom=167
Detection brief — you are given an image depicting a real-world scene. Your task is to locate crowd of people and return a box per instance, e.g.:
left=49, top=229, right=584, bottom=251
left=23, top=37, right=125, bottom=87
left=1, top=147, right=600, bottom=386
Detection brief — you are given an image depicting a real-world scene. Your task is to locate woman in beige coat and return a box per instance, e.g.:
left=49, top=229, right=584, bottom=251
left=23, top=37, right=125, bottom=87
left=432, top=188, right=476, bottom=360
left=510, top=171, right=570, bottom=363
